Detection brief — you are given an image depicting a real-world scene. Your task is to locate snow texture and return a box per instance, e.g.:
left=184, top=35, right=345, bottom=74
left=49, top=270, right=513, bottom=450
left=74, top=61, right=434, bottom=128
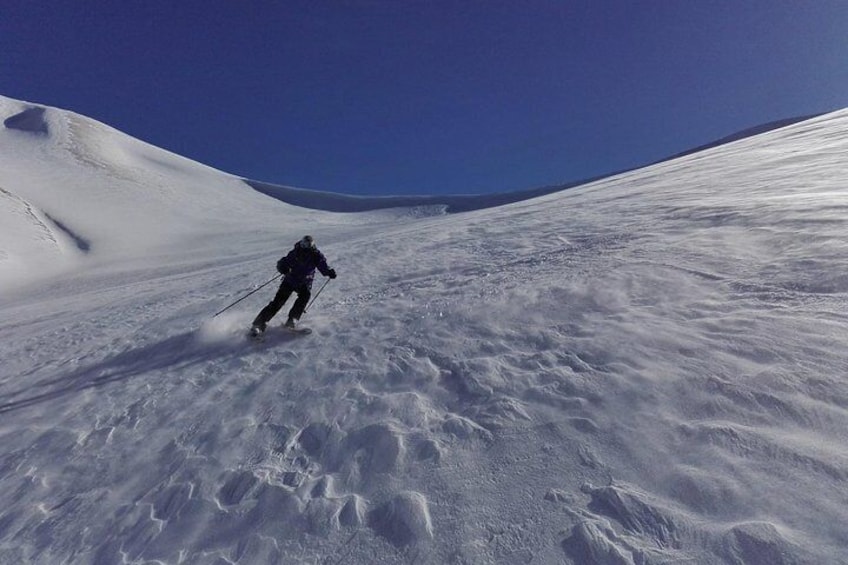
left=1, top=93, right=848, bottom=564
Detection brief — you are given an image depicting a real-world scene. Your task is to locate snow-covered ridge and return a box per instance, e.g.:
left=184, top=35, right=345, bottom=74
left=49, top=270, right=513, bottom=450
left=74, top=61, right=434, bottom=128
left=244, top=115, right=820, bottom=214
left=0, top=95, right=310, bottom=290
left=245, top=178, right=573, bottom=214
left=2, top=95, right=848, bottom=563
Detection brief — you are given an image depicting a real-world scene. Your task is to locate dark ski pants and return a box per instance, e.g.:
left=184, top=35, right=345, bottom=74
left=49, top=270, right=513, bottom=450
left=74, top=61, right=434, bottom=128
left=252, top=281, right=310, bottom=329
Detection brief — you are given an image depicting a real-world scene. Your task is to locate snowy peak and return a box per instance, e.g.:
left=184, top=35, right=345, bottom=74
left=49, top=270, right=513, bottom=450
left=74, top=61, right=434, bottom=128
left=0, top=95, right=300, bottom=290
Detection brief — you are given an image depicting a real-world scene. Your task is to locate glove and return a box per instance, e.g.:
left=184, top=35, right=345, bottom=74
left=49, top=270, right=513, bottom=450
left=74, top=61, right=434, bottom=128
left=276, top=258, right=290, bottom=275
left=328, top=269, right=337, bottom=279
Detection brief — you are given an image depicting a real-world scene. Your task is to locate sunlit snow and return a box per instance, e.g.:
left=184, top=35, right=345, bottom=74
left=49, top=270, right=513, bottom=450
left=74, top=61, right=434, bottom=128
left=1, top=94, right=847, bottom=563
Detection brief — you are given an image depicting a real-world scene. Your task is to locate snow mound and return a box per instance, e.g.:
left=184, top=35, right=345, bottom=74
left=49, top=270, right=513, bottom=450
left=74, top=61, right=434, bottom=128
left=722, top=521, right=813, bottom=565
left=367, top=491, right=434, bottom=547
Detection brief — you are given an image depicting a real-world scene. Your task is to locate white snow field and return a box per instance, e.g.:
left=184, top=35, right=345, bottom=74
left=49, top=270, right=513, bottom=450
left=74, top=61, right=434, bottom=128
left=1, top=94, right=848, bottom=564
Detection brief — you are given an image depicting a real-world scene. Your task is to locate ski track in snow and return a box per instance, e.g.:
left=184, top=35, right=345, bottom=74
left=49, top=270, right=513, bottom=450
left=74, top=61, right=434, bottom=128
left=1, top=95, right=848, bottom=563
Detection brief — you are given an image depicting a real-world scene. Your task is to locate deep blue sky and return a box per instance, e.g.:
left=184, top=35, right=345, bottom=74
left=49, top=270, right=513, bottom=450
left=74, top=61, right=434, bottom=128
left=2, top=1, right=846, bottom=196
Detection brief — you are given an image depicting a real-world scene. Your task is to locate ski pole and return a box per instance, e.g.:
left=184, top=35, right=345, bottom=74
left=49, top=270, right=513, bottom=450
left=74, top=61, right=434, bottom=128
left=213, top=273, right=281, bottom=317
left=303, top=278, right=331, bottom=316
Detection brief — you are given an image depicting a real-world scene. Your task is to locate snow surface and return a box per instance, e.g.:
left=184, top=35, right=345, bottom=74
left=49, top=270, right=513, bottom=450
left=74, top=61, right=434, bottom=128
left=1, top=93, right=848, bottom=564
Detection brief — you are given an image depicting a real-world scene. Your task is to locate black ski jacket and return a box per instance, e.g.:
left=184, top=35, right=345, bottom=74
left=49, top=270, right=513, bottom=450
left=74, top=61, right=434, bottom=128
left=276, top=246, right=332, bottom=289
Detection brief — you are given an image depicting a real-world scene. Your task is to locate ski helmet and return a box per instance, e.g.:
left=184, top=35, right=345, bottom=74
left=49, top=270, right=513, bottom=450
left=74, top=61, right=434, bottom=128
left=298, top=235, right=315, bottom=249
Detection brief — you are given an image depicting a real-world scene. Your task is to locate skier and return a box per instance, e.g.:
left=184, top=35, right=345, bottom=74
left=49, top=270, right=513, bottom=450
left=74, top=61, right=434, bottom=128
left=249, top=235, right=336, bottom=338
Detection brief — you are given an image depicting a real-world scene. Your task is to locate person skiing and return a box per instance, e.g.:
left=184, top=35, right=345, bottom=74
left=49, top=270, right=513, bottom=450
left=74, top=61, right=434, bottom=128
left=249, top=235, right=336, bottom=338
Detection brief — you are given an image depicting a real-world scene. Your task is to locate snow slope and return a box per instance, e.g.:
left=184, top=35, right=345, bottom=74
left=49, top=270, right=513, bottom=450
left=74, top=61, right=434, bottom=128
left=1, top=95, right=848, bottom=564
left=0, top=95, right=342, bottom=291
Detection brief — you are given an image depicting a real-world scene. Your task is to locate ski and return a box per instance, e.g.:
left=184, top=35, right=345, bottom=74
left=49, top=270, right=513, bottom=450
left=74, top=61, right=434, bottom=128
left=284, top=326, right=312, bottom=335
left=247, top=325, right=312, bottom=342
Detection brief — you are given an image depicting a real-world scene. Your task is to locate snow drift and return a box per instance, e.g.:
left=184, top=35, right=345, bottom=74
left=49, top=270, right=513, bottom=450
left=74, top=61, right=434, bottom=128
left=1, top=94, right=848, bottom=564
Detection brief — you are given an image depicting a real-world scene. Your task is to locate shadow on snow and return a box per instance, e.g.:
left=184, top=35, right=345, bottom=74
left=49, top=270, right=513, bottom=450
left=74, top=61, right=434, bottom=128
left=0, top=329, right=300, bottom=415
